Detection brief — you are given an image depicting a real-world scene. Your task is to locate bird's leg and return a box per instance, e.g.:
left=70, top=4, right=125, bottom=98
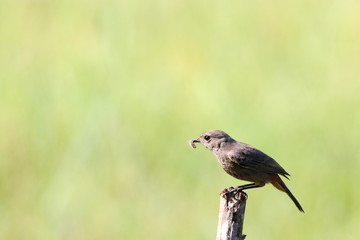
left=222, top=183, right=265, bottom=200
left=227, top=183, right=265, bottom=194
left=236, top=183, right=262, bottom=190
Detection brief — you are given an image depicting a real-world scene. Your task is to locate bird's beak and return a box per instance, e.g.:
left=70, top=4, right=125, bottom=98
left=189, top=138, right=200, bottom=149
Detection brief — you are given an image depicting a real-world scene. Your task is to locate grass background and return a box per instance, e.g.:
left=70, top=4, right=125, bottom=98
left=1, top=0, right=360, bottom=239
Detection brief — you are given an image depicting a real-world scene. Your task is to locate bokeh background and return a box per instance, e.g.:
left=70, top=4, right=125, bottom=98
left=1, top=0, right=360, bottom=239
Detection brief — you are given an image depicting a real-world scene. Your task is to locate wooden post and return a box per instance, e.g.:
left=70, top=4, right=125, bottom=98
left=216, top=188, right=247, bottom=240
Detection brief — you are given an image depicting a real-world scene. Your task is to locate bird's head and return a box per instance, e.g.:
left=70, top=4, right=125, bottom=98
left=189, top=130, right=233, bottom=151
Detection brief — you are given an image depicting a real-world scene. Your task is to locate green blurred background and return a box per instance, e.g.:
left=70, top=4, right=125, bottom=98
left=1, top=0, right=360, bottom=239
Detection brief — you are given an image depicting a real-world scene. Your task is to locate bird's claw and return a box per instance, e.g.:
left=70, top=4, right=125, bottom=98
left=220, top=186, right=248, bottom=201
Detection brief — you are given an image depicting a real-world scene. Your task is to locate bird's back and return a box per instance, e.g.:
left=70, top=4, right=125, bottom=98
left=215, top=141, right=290, bottom=183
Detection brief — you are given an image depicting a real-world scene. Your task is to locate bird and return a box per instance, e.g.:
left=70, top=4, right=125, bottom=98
left=189, top=129, right=304, bottom=212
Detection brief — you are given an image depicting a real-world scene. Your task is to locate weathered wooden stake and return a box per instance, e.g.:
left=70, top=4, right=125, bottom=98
left=216, top=188, right=247, bottom=240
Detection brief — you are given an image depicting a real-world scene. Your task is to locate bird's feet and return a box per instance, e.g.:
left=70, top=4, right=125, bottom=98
left=220, top=186, right=247, bottom=201
left=227, top=186, right=245, bottom=194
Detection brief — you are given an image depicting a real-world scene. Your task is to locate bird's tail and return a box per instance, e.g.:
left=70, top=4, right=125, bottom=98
left=271, top=175, right=304, bottom=213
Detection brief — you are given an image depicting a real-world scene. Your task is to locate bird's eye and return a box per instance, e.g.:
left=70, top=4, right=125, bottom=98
left=204, top=135, right=211, bottom=141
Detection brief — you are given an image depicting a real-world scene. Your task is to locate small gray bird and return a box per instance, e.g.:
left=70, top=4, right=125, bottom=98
left=189, top=130, right=304, bottom=212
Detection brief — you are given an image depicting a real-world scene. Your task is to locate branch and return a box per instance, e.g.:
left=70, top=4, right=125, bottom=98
left=216, top=188, right=247, bottom=240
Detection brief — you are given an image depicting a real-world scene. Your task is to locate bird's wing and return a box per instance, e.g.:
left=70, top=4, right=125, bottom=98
left=228, top=146, right=290, bottom=178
